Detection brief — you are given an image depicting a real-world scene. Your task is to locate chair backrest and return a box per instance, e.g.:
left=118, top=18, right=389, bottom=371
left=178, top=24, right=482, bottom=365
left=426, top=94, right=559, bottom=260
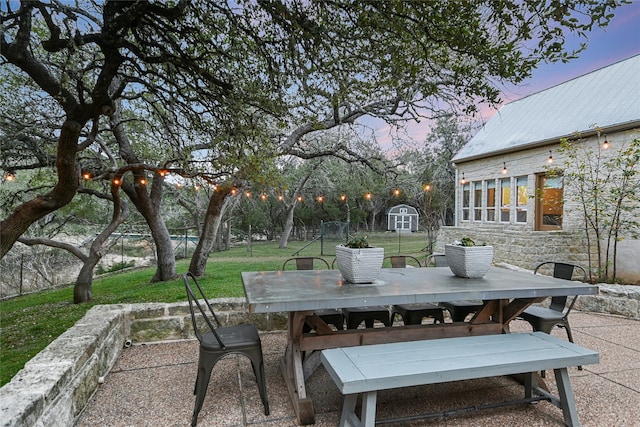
left=282, top=257, right=330, bottom=271
left=533, top=262, right=588, bottom=313
left=425, top=253, right=448, bottom=267
left=384, top=255, right=422, bottom=268
left=183, top=272, right=225, bottom=347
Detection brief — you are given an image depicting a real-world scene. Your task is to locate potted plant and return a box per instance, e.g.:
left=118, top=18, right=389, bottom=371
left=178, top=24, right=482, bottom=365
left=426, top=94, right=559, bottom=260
left=335, top=236, right=385, bottom=283
left=445, top=237, right=494, bottom=278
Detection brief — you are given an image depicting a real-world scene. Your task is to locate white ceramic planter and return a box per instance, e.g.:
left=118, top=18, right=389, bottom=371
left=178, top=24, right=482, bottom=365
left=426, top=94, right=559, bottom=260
left=335, top=245, right=384, bottom=283
left=445, top=244, right=494, bottom=278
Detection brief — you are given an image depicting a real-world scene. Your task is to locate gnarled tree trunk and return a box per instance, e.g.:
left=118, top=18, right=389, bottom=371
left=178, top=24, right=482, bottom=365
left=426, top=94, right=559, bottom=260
left=189, top=188, right=233, bottom=276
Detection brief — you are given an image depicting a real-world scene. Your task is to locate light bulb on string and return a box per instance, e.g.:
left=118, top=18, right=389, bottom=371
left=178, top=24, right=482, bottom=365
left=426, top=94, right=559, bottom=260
left=365, top=192, right=372, bottom=200
left=393, top=188, right=400, bottom=196
left=317, top=195, right=324, bottom=203
left=547, top=150, right=554, bottom=164
left=260, top=193, right=267, bottom=201
left=460, top=173, right=466, bottom=184
left=603, top=136, right=610, bottom=150
left=502, top=162, right=508, bottom=174
left=423, top=184, right=431, bottom=191
left=340, top=194, right=347, bottom=202
left=4, top=171, right=15, bottom=182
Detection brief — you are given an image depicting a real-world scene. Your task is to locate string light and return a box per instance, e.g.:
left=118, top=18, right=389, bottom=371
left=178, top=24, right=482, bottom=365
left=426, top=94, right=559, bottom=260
left=365, top=192, right=372, bottom=200
left=230, top=188, right=237, bottom=195
left=245, top=191, right=251, bottom=198
left=4, top=171, right=15, bottom=182
left=157, top=169, right=168, bottom=177
left=460, top=173, right=466, bottom=184
left=278, top=194, right=284, bottom=201
left=138, top=178, right=147, bottom=186
left=502, top=162, right=508, bottom=174
left=340, top=194, right=347, bottom=202
left=260, top=193, right=267, bottom=201
left=82, top=171, right=92, bottom=180
left=112, top=177, right=121, bottom=186
left=317, top=195, right=324, bottom=203
left=603, top=135, right=609, bottom=149
left=296, top=195, right=303, bottom=202
left=547, top=150, right=554, bottom=164
left=393, top=188, right=400, bottom=196
left=423, top=184, right=431, bottom=191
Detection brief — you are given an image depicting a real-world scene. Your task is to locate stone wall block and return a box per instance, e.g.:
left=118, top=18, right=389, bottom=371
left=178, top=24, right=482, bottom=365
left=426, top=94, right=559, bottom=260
left=130, top=317, right=183, bottom=342
left=0, top=388, right=44, bottom=427
left=608, top=298, right=639, bottom=318
left=128, top=303, right=166, bottom=319
left=167, top=302, right=190, bottom=316
left=37, top=389, right=74, bottom=427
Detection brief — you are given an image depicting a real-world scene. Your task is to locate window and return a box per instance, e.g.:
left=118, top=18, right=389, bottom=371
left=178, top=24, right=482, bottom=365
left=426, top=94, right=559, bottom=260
left=486, top=180, right=496, bottom=221
left=500, top=178, right=511, bottom=222
left=473, top=181, right=482, bottom=221
left=462, top=183, right=470, bottom=221
left=516, top=176, right=528, bottom=223
left=536, top=173, right=563, bottom=230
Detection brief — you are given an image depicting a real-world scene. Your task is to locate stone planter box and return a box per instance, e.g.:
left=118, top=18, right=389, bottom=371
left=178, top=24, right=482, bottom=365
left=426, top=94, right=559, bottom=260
left=335, top=245, right=384, bottom=283
left=445, top=244, right=494, bottom=278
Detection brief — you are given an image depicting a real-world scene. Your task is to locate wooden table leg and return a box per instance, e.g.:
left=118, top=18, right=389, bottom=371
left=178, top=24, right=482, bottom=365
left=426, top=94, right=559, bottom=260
left=280, top=311, right=316, bottom=425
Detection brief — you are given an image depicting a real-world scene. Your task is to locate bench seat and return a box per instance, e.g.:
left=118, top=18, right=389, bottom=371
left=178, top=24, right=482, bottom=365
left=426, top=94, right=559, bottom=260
left=321, top=332, right=599, bottom=427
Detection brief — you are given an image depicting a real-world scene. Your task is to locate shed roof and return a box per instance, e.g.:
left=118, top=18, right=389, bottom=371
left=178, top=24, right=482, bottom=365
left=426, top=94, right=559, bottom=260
left=452, top=54, right=640, bottom=163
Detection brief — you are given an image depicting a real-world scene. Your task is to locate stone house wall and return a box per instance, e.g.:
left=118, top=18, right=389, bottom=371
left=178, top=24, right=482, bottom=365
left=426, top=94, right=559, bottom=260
left=451, top=130, right=640, bottom=284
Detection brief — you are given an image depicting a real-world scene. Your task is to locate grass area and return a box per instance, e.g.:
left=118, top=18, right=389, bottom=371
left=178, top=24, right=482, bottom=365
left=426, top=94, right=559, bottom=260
left=0, top=232, right=431, bottom=386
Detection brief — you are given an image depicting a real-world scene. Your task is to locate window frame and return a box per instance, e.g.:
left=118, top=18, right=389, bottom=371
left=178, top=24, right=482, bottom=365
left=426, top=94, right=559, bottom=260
left=473, top=181, right=483, bottom=221
left=461, top=182, right=471, bottom=221
left=485, top=180, right=496, bottom=222
left=535, top=173, right=564, bottom=231
left=499, top=177, right=511, bottom=223
left=515, top=176, right=528, bottom=224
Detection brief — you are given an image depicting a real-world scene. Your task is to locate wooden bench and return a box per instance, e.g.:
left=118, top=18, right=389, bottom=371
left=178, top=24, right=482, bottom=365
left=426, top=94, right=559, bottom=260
left=321, top=332, right=599, bottom=427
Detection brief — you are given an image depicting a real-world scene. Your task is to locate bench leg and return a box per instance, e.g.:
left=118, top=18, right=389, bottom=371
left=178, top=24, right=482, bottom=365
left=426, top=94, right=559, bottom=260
left=340, top=394, right=359, bottom=427
left=554, top=368, right=581, bottom=427
left=361, top=391, right=377, bottom=427
left=339, top=392, right=377, bottom=427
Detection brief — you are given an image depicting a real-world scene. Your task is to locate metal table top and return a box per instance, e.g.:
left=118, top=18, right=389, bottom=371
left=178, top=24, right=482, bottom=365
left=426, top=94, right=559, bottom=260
left=241, top=267, right=598, bottom=313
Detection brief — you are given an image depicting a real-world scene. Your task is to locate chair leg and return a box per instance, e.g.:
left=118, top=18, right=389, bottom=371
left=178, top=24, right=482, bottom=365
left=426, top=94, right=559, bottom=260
left=562, top=322, right=582, bottom=371
left=246, top=350, right=270, bottom=415
left=192, top=356, right=217, bottom=426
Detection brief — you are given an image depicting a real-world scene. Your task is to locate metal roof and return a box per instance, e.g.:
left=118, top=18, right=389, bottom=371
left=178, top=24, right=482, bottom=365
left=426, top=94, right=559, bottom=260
left=452, top=54, right=640, bottom=163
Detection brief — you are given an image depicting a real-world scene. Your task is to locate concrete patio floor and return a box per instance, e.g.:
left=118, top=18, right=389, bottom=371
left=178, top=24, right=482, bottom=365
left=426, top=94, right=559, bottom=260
left=76, top=312, right=639, bottom=427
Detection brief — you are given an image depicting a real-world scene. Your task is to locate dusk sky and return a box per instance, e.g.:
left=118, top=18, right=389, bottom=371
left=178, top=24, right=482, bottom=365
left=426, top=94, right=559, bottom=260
left=371, top=1, right=640, bottom=148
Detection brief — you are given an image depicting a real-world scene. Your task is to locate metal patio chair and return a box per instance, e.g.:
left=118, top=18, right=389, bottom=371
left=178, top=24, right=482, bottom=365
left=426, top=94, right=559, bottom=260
left=519, top=262, right=588, bottom=343
left=390, top=255, right=446, bottom=325
left=184, top=272, right=269, bottom=426
left=431, top=254, right=485, bottom=322
left=282, top=257, right=344, bottom=331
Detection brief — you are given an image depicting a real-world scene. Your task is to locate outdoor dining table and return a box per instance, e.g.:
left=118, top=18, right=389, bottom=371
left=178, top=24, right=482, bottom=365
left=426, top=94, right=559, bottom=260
left=241, top=266, right=598, bottom=425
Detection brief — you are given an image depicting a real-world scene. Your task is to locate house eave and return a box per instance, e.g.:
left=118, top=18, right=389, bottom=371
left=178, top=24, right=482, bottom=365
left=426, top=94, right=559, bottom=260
left=452, top=120, right=640, bottom=165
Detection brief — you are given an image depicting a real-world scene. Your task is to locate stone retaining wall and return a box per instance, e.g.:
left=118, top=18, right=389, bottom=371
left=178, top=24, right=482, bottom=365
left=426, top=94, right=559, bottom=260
left=0, top=299, right=286, bottom=427
left=1, top=288, right=637, bottom=427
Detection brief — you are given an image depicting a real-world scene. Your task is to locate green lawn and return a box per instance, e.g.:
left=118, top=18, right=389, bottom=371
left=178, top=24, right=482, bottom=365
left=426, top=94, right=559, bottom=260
left=0, top=232, right=431, bottom=386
